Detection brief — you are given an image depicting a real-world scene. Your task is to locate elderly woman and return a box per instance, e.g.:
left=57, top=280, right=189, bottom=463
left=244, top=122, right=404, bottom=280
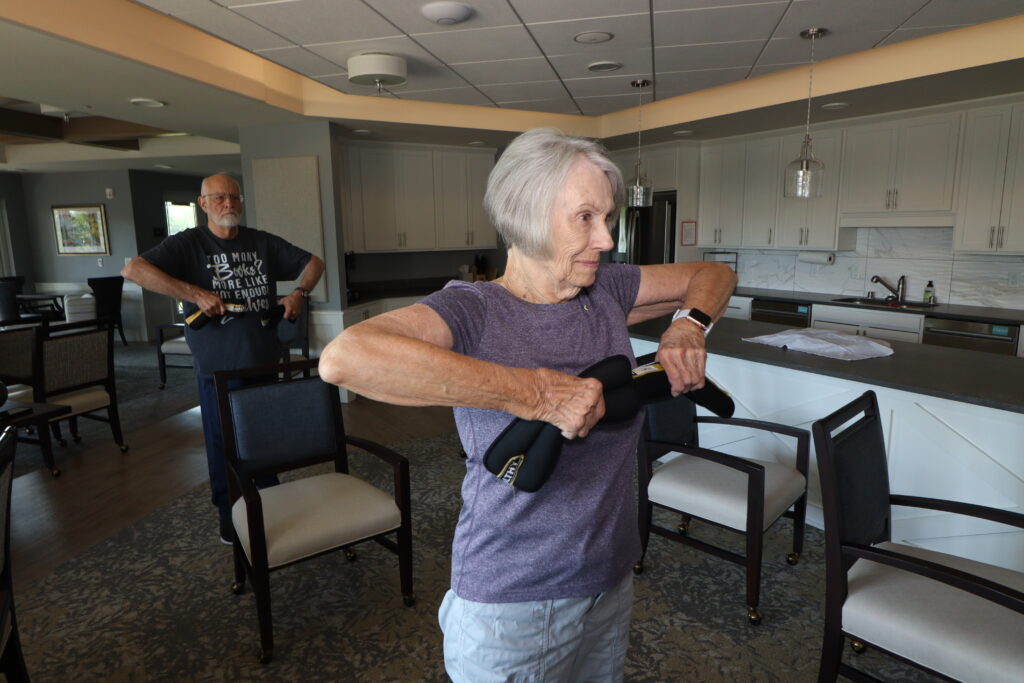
left=319, top=128, right=736, bottom=681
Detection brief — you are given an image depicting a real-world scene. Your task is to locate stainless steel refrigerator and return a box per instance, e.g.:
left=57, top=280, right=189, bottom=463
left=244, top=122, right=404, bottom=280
left=608, top=191, right=677, bottom=265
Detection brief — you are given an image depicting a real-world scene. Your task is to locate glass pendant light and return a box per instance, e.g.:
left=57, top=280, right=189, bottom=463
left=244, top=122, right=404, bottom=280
left=626, top=79, right=653, bottom=208
left=784, top=28, right=828, bottom=198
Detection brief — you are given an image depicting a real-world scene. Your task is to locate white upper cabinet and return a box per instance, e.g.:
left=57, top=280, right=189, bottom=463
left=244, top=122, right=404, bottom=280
left=611, top=144, right=677, bottom=193
left=434, top=151, right=469, bottom=249
left=466, top=153, right=498, bottom=249
left=739, top=137, right=780, bottom=248
left=360, top=147, right=400, bottom=251
left=776, top=129, right=853, bottom=250
left=955, top=103, right=1024, bottom=253
left=394, top=149, right=436, bottom=250
left=839, top=111, right=961, bottom=226
left=698, top=140, right=744, bottom=247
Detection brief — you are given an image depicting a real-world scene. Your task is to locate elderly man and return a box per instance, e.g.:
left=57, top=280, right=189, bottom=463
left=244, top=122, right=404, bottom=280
left=123, top=173, right=324, bottom=544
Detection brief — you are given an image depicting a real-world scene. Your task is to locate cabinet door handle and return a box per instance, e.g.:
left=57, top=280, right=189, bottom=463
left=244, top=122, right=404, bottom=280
left=893, top=188, right=898, bottom=209
left=998, top=226, right=1005, bottom=248
left=768, top=228, right=772, bottom=244
left=990, top=226, right=996, bottom=249
left=885, top=189, right=891, bottom=209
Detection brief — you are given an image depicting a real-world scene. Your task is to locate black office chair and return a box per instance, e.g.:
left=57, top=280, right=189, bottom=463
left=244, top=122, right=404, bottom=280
left=812, top=390, right=1024, bottom=682
left=0, top=426, right=31, bottom=682
left=87, top=276, right=127, bottom=346
left=215, top=359, right=414, bottom=664
left=636, top=365, right=809, bottom=625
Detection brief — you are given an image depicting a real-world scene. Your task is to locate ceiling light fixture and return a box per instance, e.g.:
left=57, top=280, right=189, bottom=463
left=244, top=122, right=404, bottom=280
left=467, top=141, right=485, bottom=146
left=783, top=27, right=828, bottom=199
left=352, top=129, right=372, bottom=135
left=820, top=101, right=849, bottom=111
left=627, top=78, right=653, bottom=208
left=420, top=1, right=473, bottom=25
left=153, top=164, right=174, bottom=169
left=129, top=97, right=166, bottom=108
left=672, top=129, right=694, bottom=136
left=587, top=60, right=622, bottom=73
left=574, top=31, right=613, bottom=44
left=347, top=53, right=408, bottom=93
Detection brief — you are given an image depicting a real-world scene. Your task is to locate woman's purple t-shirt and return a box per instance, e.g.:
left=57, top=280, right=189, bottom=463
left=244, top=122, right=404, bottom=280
left=421, top=264, right=644, bottom=603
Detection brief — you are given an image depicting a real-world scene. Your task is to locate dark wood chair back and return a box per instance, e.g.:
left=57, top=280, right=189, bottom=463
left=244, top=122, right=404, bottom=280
left=87, top=276, right=127, bottom=345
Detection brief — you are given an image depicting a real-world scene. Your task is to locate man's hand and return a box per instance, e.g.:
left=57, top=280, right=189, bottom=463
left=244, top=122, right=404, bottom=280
left=655, top=318, right=708, bottom=395
left=193, top=288, right=226, bottom=317
left=278, top=290, right=305, bottom=320
left=529, top=368, right=606, bottom=440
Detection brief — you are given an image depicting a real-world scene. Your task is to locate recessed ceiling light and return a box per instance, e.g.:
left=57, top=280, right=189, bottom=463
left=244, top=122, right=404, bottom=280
left=467, top=141, right=485, bottom=146
left=587, top=61, right=622, bottom=73
left=153, top=164, right=174, bottom=169
left=820, top=101, right=850, bottom=110
left=352, top=129, right=372, bottom=135
left=672, top=130, right=694, bottom=136
left=129, top=97, right=166, bottom=108
left=574, top=31, right=613, bottom=44
left=155, top=132, right=190, bottom=137
left=421, top=1, right=473, bottom=25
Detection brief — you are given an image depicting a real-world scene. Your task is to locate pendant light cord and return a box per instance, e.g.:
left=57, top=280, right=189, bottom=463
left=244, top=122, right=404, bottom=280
left=803, top=31, right=816, bottom=141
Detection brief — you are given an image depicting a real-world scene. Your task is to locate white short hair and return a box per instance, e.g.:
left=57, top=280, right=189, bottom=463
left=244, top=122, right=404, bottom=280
left=484, top=128, right=624, bottom=258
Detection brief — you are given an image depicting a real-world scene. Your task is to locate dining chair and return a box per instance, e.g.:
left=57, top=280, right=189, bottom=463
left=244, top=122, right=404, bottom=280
left=87, top=276, right=127, bottom=345
left=635, top=365, right=809, bottom=625
left=277, top=300, right=311, bottom=377
left=215, top=359, right=414, bottom=664
left=155, top=323, right=192, bottom=389
left=0, top=426, right=31, bottom=682
left=812, top=390, right=1024, bottom=682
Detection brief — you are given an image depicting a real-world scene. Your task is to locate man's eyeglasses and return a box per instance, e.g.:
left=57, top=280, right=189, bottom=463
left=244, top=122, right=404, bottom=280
left=202, top=193, right=244, bottom=204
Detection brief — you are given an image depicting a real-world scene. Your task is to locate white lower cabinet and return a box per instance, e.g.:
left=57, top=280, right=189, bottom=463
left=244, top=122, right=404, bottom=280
left=722, top=296, right=752, bottom=320
left=811, top=304, right=923, bottom=343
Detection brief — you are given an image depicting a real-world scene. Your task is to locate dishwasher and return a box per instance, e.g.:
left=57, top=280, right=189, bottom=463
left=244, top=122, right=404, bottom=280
left=750, top=299, right=810, bottom=327
left=922, top=317, right=1020, bottom=355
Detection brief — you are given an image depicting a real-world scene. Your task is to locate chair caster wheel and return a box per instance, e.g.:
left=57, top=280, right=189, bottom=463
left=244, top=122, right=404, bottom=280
left=158, top=383, right=165, bottom=390
left=850, top=640, right=866, bottom=654
left=747, top=608, right=762, bottom=625
left=786, top=552, right=800, bottom=565
left=344, top=548, right=357, bottom=561
left=633, top=561, right=644, bottom=575
left=119, top=444, right=129, bottom=453
left=231, top=581, right=245, bottom=595
left=50, top=467, right=61, bottom=477
left=402, top=594, right=416, bottom=607
left=256, top=648, right=272, bottom=665
left=676, top=523, right=689, bottom=535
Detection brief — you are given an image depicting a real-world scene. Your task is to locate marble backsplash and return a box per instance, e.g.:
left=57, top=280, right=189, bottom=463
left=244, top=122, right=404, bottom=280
left=717, top=228, right=1024, bottom=310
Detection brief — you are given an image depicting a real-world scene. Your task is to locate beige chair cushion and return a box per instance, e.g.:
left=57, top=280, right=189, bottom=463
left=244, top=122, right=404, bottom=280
left=160, top=338, right=191, bottom=355
left=648, top=453, right=806, bottom=531
left=46, top=387, right=111, bottom=419
left=232, top=472, right=401, bottom=569
left=844, top=541, right=1024, bottom=683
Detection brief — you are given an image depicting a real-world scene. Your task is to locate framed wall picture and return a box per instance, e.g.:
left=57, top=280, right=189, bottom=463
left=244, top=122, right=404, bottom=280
left=52, top=205, right=109, bottom=255
left=680, top=220, right=697, bottom=246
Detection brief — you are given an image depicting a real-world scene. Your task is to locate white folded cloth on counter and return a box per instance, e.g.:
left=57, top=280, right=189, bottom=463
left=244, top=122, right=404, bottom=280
left=742, top=328, right=894, bottom=361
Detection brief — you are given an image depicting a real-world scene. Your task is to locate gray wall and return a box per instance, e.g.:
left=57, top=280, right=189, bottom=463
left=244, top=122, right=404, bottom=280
left=0, top=172, right=33, bottom=284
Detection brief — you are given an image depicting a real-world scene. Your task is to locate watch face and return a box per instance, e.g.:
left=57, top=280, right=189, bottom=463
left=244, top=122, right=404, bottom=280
left=688, top=308, right=712, bottom=327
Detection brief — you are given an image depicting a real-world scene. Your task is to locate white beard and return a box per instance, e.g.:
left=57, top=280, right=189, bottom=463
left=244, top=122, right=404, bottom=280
left=214, top=213, right=240, bottom=228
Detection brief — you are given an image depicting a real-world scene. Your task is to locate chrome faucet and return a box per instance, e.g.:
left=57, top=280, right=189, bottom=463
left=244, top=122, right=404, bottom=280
left=871, top=274, right=906, bottom=302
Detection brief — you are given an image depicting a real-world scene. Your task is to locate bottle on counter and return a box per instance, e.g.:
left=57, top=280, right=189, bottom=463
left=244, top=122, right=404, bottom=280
left=923, top=280, right=936, bottom=304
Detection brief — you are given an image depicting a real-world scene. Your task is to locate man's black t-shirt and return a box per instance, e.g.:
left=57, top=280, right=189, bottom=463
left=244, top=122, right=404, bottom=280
left=142, top=225, right=311, bottom=376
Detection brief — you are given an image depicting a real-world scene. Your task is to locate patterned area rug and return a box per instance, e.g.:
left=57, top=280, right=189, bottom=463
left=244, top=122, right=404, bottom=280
left=17, top=431, right=929, bottom=682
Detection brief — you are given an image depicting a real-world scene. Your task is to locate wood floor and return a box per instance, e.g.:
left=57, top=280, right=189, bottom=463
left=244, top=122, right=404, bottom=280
left=10, top=396, right=456, bottom=589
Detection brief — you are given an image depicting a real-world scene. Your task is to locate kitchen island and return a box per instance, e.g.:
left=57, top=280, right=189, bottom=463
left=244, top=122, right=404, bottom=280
left=630, top=315, right=1024, bottom=572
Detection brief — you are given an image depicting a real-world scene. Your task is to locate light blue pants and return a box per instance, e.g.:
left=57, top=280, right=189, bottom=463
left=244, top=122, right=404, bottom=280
left=438, top=574, right=633, bottom=683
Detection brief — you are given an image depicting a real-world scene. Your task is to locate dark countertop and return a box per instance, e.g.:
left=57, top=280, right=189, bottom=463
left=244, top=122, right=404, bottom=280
left=733, top=286, right=1024, bottom=326
left=630, top=315, right=1024, bottom=415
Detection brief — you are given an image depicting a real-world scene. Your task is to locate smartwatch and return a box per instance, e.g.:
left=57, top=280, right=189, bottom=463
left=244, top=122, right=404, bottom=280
left=294, top=287, right=309, bottom=298
left=672, top=307, right=714, bottom=336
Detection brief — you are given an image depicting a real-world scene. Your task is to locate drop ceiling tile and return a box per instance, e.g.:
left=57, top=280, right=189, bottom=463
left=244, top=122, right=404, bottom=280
left=528, top=13, right=652, bottom=53
left=364, top=0, right=520, bottom=33
left=656, top=66, right=751, bottom=97
left=509, top=0, right=649, bottom=23
left=876, top=25, right=964, bottom=46
left=478, top=80, right=569, bottom=101
left=413, top=25, right=543, bottom=63
left=564, top=72, right=653, bottom=99
left=395, top=87, right=493, bottom=106
left=451, top=57, right=558, bottom=85
left=653, top=2, right=789, bottom=45
left=547, top=48, right=651, bottom=81
left=133, top=0, right=222, bottom=14
left=656, top=40, right=764, bottom=72
left=255, top=45, right=345, bottom=76
left=497, top=97, right=581, bottom=115
left=776, top=0, right=929, bottom=35
left=654, top=0, right=793, bottom=9
left=233, top=0, right=400, bottom=45
left=749, top=62, right=802, bottom=78
left=574, top=93, right=639, bottom=116
left=757, top=30, right=888, bottom=65
left=903, top=0, right=1024, bottom=28
left=175, top=5, right=293, bottom=50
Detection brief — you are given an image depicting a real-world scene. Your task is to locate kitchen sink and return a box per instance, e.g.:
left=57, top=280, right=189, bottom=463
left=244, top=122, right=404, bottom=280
left=832, top=297, right=938, bottom=310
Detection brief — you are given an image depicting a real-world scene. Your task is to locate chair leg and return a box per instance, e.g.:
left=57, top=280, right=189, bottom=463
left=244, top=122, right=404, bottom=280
left=231, top=544, right=247, bottom=594
left=0, top=616, right=31, bottom=683
left=817, top=621, right=844, bottom=682
left=251, top=565, right=274, bottom=664
left=107, top=404, right=128, bottom=452
left=745, top=529, right=764, bottom=625
left=116, top=319, right=128, bottom=346
left=34, top=422, right=61, bottom=477
left=789, top=494, right=808, bottom=565
left=69, top=416, right=81, bottom=444
left=398, top=526, right=415, bottom=607
left=50, top=421, right=66, bottom=447
left=157, top=350, right=167, bottom=390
